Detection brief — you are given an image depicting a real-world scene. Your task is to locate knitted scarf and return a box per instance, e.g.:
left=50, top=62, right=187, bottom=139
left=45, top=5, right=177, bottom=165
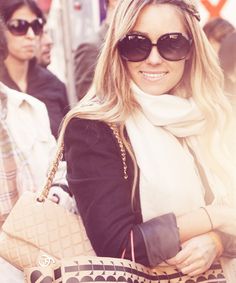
left=125, top=82, right=236, bottom=222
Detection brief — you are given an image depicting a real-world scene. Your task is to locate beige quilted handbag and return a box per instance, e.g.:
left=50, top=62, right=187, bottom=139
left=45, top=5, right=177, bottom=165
left=0, top=144, right=95, bottom=271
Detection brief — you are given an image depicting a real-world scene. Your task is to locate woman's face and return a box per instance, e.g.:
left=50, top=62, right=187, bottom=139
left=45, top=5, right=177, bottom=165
left=5, top=5, right=41, bottom=62
left=126, top=4, right=189, bottom=96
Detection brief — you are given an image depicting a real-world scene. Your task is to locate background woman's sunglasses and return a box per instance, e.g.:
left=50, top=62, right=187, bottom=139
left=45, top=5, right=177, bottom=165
left=118, top=32, right=192, bottom=62
left=7, top=18, right=44, bottom=36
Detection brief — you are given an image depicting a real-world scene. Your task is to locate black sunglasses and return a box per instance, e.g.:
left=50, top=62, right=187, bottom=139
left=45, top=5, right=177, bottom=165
left=118, top=32, right=192, bottom=62
left=7, top=18, right=44, bottom=36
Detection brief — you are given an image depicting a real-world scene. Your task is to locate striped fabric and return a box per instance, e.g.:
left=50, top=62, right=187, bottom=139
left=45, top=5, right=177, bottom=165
left=0, top=92, right=34, bottom=226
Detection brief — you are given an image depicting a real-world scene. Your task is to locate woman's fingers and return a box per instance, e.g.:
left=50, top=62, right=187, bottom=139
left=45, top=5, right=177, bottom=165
left=168, top=233, right=218, bottom=276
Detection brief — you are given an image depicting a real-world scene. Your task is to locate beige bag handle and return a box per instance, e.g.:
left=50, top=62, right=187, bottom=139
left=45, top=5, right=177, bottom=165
left=37, top=143, right=64, bottom=202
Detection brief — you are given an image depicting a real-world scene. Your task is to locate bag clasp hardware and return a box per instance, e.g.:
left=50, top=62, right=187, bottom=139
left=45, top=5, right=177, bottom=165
left=38, top=254, right=56, bottom=267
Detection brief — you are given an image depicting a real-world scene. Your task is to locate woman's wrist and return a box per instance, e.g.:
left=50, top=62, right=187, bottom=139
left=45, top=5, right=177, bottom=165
left=177, top=207, right=217, bottom=242
left=208, top=231, right=224, bottom=258
left=200, top=207, right=214, bottom=230
left=205, top=205, right=231, bottom=231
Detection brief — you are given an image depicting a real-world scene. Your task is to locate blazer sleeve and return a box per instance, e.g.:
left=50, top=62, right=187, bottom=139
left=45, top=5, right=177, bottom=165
left=64, top=118, right=181, bottom=267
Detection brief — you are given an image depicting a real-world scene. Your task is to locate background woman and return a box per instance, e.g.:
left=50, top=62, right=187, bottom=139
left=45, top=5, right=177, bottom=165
left=60, top=0, right=236, bottom=281
left=0, top=0, right=69, bottom=138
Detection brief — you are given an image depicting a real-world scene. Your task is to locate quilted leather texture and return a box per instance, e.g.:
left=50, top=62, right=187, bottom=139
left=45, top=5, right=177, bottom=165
left=0, top=232, right=39, bottom=270
left=0, top=191, right=95, bottom=270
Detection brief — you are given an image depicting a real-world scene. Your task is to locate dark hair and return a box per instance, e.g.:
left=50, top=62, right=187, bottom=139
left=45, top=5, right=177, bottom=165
left=0, top=18, right=8, bottom=62
left=0, top=0, right=44, bottom=24
left=203, top=17, right=235, bottom=43
left=0, top=18, right=8, bottom=77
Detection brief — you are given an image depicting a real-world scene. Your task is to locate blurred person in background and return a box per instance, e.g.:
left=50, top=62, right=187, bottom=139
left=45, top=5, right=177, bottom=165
left=74, top=0, right=118, bottom=100
left=219, top=32, right=236, bottom=96
left=0, top=0, right=70, bottom=139
left=0, top=17, right=73, bottom=283
left=36, top=23, right=53, bottom=68
left=203, top=17, right=235, bottom=53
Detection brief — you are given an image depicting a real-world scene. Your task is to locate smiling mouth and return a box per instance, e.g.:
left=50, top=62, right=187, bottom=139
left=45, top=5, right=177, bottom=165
left=141, top=71, right=167, bottom=81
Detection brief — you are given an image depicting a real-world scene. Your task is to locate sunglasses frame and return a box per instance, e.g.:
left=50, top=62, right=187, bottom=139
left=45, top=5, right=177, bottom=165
left=118, top=32, right=192, bottom=62
left=7, top=18, right=44, bottom=36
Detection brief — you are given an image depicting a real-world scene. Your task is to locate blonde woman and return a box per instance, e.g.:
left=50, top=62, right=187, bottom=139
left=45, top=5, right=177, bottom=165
left=59, top=0, right=236, bottom=281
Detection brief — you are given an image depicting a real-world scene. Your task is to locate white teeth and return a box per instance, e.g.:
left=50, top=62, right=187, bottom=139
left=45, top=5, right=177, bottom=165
left=142, top=72, right=166, bottom=81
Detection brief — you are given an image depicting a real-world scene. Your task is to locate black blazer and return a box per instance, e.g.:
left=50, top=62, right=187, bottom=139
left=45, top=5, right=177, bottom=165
left=64, top=118, right=181, bottom=267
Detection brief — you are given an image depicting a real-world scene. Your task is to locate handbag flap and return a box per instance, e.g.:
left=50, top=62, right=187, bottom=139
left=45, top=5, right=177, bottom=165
left=2, top=191, right=95, bottom=259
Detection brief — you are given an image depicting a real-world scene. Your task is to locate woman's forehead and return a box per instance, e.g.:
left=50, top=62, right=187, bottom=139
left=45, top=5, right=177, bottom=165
left=131, top=4, right=187, bottom=36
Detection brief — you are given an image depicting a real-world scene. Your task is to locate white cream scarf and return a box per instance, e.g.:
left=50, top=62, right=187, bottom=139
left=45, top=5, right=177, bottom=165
left=125, top=82, right=236, bottom=222
left=125, top=82, right=236, bottom=282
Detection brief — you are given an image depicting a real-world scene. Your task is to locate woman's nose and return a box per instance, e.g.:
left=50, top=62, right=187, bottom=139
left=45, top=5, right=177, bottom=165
left=146, top=45, right=163, bottom=65
left=26, top=27, right=36, bottom=38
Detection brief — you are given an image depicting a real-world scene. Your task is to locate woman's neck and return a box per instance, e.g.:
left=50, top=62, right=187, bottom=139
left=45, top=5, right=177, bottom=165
left=4, top=56, right=29, bottom=93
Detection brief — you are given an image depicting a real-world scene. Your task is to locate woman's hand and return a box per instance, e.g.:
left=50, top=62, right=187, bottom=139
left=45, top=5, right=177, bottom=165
left=166, top=233, right=220, bottom=276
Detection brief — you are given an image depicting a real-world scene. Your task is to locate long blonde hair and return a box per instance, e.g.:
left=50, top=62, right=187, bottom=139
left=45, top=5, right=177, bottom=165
left=58, top=0, right=234, bottom=201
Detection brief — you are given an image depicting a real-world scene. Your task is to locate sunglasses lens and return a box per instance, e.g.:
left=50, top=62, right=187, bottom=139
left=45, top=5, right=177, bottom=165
left=118, top=34, right=151, bottom=62
left=7, top=18, right=43, bottom=36
left=158, top=33, right=191, bottom=61
left=31, top=19, right=44, bottom=35
left=7, top=20, right=29, bottom=36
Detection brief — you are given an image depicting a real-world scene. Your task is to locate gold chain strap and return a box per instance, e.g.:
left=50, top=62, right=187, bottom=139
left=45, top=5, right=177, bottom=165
left=37, top=144, right=64, bottom=202
left=108, top=123, right=128, bottom=180
left=37, top=123, right=128, bottom=202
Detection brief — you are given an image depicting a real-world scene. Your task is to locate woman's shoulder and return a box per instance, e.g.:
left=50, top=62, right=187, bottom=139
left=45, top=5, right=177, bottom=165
left=1, top=81, right=48, bottom=114
left=64, top=118, right=113, bottom=146
left=66, top=117, right=110, bottom=133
